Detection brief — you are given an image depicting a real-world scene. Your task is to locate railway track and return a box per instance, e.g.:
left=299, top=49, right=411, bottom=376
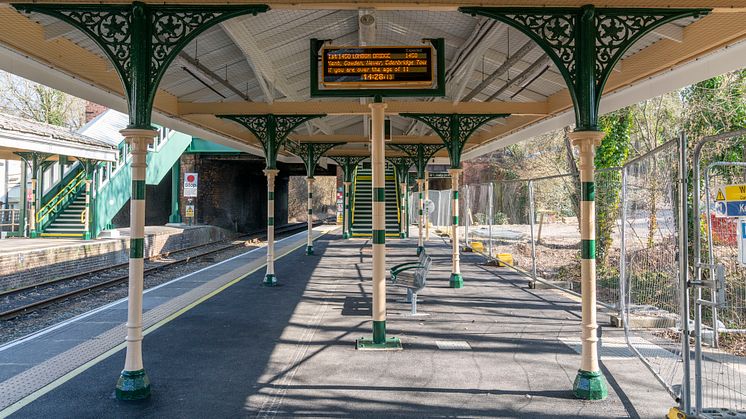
left=0, top=221, right=325, bottom=321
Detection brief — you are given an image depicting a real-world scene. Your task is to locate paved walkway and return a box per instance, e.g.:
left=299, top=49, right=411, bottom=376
left=3, top=231, right=673, bottom=418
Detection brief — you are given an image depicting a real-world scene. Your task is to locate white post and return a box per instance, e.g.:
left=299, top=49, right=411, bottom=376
left=263, top=169, right=279, bottom=286
left=399, top=180, right=407, bottom=238
left=116, top=128, right=156, bottom=401
left=417, top=178, right=425, bottom=255
left=449, top=168, right=463, bottom=288
left=306, top=177, right=315, bottom=255
left=425, top=170, right=430, bottom=241
left=343, top=181, right=351, bottom=239
left=569, top=130, right=608, bottom=400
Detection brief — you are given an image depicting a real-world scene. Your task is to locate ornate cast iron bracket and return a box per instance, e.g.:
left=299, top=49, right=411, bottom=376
left=328, top=156, right=368, bottom=183
left=398, top=114, right=508, bottom=169
left=14, top=2, right=269, bottom=129
left=460, top=5, right=709, bottom=130
left=285, top=141, right=344, bottom=178
left=218, top=114, right=326, bottom=170
left=389, top=143, right=445, bottom=179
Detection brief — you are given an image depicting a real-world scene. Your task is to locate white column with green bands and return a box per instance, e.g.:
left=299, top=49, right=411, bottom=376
left=306, top=177, right=314, bottom=255
left=264, top=169, right=279, bottom=286
left=370, top=102, right=387, bottom=344
left=399, top=181, right=407, bottom=238
left=448, top=168, right=463, bottom=288
left=116, top=129, right=156, bottom=401
left=425, top=170, right=430, bottom=241
left=569, top=131, right=608, bottom=400
left=417, top=178, right=425, bottom=255
left=343, top=181, right=351, bottom=239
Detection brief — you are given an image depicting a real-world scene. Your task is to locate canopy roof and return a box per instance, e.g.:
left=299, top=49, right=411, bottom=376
left=0, top=1, right=744, bottom=162
left=0, top=112, right=117, bottom=162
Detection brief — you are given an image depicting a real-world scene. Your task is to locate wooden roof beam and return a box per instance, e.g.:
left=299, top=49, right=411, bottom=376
left=177, top=100, right=548, bottom=116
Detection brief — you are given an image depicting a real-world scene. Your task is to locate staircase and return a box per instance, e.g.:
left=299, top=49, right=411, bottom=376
left=41, top=192, right=86, bottom=237
left=351, top=167, right=400, bottom=237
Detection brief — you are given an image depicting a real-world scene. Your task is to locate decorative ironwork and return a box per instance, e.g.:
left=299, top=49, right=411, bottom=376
left=399, top=114, right=507, bottom=169
left=218, top=114, right=325, bottom=169
left=15, top=3, right=269, bottom=128
left=390, top=143, right=445, bottom=179
left=386, top=156, right=416, bottom=183
left=285, top=141, right=343, bottom=178
left=460, top=6, right=708, bottom=130
left=328, top=156, right=367, bottom=183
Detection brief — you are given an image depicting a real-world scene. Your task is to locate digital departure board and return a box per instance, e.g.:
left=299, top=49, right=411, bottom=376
left=321, top=46, right=434, bottom=88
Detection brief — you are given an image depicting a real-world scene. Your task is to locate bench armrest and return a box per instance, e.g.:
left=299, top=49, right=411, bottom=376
left=391, top=264, right=424, bottom=282
left=390, top=262, right=420, bottom=273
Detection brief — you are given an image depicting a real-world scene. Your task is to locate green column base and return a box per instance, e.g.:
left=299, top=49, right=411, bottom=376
left=416, top=246, right=424, bottom=256
left=306, top=245, right=314, bottom=255
left=30, top=230, right=38, bottom=238
left=342, top=232, right=350, bottom=239
left=449, top=273, right=464, bottom=288
left=573, top=369, right=608, bottom=400
left=115, top=369, right=150, bottom=401
left=83, top=232, right=91, bottom=240
left=399, top=232, right=406, bottom=238
left=169, top=213, right=182, bottom=223
left=263, top=273, right=277, bottom=287
left=356, top=336, right=403, bottom=350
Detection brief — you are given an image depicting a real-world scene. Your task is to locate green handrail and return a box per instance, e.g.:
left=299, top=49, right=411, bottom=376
left=36, top=169, right=85, bottom=228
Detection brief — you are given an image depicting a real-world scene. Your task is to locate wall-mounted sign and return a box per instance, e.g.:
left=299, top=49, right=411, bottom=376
left=185, top=205, right=195, bottom=218
left=184, top=173, right=198, bottom=197
left=322, top=46, right=433, bottom=88
left=427, top=172, right=451, bottom=179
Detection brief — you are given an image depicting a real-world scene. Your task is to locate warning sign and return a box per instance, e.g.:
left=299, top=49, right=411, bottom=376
left=184, top=173, right=198, bottom=197
left=716, top=184, right=746, bottom=202
left=185, top=205, right=195, bottom=217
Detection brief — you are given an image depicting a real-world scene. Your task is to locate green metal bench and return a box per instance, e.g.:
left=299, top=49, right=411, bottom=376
left=390, top=250, right=431, bottom=314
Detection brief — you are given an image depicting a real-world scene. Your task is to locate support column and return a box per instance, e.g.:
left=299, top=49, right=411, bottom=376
left=19, top=163, right=27, bottom=237
left=417, top=178, right=425, bottom=255
left=264, top=169, right=279, bottom=286
left=306, top=177, right=315, bottom=255
left=570, top=130, right=608, bottom=401
left=343, top=181, right=351, bottom=239
left=448, top=168, right=463, bottom=288
left=425, top=170, right=430, bottom=241
left=28, top=162, right=39, bottom=238
left=399, top=180, right=407, bottom=239
left=116, top=128, right=156, bottom=401
left=83, top=167, right=93, bottom=240
left=357, top=100, right=400, bottom=350
left=169, top=160, right=182, bottom=224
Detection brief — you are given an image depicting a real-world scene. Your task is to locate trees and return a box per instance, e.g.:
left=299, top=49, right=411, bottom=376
left=0, top=71, right=85, bottom=128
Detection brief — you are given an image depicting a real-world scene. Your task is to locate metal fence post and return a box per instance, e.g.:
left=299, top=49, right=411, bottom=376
left=620, top=165, right=628, bottom=320
left=677, top=132, right=692, bottom=414
left=528, top=180, right=537, bottom=280
left=488, top=182, right=494, bottom=259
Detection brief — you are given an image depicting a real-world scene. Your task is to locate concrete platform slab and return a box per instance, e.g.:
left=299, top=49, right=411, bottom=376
left=2, top=232, right=677, bottom=418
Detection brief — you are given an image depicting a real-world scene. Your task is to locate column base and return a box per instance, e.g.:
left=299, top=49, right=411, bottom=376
left=416, top=246, right=424, bottom=256
left=449, top=273, right=464, bottom=288
left=399, top=232, right=406, bottom=238
left=115, top=369, right=151, bottom=401
left=30, top=230, right=38, bottom=238
left=168, top=214, right=182, bottom=223
left=572, top=369, right=608, bottom=400
left=83, top=232, right=91, bottom=240
left=342, top=232, right=350, bottom=239
left=356, top=337, right=403, bottom=350
left=263, top=274, right=278, bottom=287
left=306, top=245, right=314, bottom=255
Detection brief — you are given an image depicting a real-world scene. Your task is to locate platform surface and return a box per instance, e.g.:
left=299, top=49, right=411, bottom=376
left=0, top=225, right=217, bottom=255
left=2, top=229, right=673, bottom=418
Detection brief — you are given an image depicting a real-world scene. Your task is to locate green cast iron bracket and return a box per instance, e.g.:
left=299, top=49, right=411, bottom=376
left=218, top=114, right=326, bottom=170
left=309, top=38, right=446, bottom=98
left=397, top=114, right=508, bottom=169
left=284, top=141, right=344, bottom=179
left=386, top=156, right=416, bottom=186
left=14, top=2, right=270, bottom=129
left=328, top=155, right=367, bottom=183
left=459, top=5, right=709, bottom=131
left=389, top=143, right=444, bottom=180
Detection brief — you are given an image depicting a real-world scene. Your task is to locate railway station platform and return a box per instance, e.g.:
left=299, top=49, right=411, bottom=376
left=1, top=227, right=671, bottom=418
left=0, top=225, right=233, bottom=292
